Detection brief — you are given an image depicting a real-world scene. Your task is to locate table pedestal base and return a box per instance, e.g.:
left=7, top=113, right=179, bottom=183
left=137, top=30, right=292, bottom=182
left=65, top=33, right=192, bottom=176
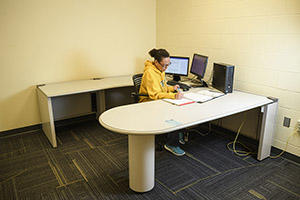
left=128, top=135, right=155, bottom=192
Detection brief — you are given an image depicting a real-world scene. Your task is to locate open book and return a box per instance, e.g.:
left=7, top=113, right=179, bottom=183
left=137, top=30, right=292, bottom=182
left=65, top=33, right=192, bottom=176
left=163, top=90, right=224, bottom=106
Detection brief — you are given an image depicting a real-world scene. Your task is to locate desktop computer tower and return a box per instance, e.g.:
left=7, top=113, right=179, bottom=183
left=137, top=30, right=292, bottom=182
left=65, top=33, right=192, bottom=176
left=212, top=63, right=234, bottom=94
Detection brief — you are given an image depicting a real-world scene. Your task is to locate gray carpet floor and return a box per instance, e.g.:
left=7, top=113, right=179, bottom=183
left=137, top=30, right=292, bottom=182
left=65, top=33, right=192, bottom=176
left=0, top=120, right=299, bottom=200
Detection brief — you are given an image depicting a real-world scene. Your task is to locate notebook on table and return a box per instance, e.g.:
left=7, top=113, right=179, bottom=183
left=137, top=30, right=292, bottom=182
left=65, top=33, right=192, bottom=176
left=163, top=90, right=224, bottom=105
left=184, top=90, right=224, bottom=103
left=162, top=98, right=195, bottom=106
left=197, top=90, right=224, bottom=98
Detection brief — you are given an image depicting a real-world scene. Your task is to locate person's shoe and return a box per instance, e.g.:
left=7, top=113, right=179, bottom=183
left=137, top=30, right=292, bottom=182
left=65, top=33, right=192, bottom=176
left=164, top=144, right=185, bottom=156
left=179, top=132, right=185, bottom=145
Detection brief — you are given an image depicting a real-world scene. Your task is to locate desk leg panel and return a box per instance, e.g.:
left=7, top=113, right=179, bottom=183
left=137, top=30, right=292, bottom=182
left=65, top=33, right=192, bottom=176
left=128, top=135, right=155, bottom=192
left=257, top=102, right=278, bottom=160
left=96, top=90, right=106, bottom=119
left=37, top=89, right=57, bottom=148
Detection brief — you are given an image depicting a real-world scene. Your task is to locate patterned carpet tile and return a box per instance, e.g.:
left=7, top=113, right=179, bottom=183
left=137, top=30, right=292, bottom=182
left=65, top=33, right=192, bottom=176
left=0, top=120, right=299, bottom=200
left=176, top=159, right=300, bottom=200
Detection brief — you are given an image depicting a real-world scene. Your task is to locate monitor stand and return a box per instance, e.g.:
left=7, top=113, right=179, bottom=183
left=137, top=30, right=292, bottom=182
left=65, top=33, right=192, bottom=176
left=191, top=76, right=208, bottom=87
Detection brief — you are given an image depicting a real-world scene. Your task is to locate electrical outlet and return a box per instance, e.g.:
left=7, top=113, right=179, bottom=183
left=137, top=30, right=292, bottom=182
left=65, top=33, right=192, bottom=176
left=283, top=117, right=291, bottom=128
left=297, top=120, right=300, bottom=134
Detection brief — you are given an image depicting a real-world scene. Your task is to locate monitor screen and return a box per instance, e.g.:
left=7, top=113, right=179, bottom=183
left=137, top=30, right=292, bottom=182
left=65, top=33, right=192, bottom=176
left=165, top=56, right=189, bottom=76
left=190, top=54, right=208, bottom=78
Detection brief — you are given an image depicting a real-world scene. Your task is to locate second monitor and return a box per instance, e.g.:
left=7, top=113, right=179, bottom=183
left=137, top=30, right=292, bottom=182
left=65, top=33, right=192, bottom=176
left=190, top=54, right=208, bottom=86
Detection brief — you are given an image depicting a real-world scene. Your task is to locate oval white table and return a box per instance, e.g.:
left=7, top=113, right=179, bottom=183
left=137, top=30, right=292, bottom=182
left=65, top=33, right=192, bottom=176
left=99, top=89, right=277, bottom=192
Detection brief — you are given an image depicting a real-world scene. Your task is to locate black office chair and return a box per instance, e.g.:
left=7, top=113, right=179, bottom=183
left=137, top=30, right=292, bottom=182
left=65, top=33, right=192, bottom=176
left=131, top=73, right=148, bottom=103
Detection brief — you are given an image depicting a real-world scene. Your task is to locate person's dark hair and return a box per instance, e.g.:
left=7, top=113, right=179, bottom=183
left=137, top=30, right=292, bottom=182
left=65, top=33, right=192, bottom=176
left=149, top=48, right=170, bottom=62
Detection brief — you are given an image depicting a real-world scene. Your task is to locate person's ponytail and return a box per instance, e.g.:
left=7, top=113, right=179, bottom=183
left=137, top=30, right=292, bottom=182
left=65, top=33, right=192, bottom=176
left=149, top=48, right=158, bottom=58
left=148, top=48, right=169, bottom=62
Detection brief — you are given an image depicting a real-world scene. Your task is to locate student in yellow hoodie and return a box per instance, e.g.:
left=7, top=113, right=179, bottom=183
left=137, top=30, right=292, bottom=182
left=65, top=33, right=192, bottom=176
left=139, top=48, right=185, bottom=156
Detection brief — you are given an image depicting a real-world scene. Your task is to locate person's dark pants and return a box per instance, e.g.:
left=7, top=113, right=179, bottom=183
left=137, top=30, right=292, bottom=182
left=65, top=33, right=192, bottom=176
left=166, top=131, right=180, bottom=146
left=156, top=131, right=180, bottom=150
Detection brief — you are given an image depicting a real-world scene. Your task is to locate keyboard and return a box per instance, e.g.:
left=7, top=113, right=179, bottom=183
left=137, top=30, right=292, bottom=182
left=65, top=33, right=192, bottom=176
left=167, top=80, right=191, bottom=91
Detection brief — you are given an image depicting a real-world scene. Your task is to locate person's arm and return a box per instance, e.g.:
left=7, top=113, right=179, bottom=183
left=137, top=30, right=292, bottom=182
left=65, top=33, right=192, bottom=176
left=167, top=85, right=175, bottom=92
left=144, top=71, right=176, bottom=100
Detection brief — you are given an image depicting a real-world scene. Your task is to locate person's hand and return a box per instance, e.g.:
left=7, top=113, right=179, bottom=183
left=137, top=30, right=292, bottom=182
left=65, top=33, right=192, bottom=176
left=173, top=85, right=180, bottom=91
left=175, top=92, right=183, bottom=99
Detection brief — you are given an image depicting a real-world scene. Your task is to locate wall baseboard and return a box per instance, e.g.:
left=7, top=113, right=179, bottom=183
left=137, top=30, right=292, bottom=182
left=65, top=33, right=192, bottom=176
left=271, top=146, right=300, bottom=164
left=0, top=124, right=42, bottom=138
left=0, top=113, right=96, bottom=138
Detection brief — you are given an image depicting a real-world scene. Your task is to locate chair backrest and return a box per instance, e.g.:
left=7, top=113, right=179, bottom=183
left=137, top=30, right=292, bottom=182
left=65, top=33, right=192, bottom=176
left=132, top=73, right=143, bottom=94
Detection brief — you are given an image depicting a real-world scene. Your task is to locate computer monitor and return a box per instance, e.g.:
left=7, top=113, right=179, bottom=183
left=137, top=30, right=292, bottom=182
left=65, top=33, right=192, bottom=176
left=190, top=54, right=208, bottom=81
left=165, top=56, right=189, bottom=81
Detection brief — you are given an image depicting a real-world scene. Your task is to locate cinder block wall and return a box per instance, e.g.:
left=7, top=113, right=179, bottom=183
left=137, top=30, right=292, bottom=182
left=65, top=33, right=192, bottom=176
left=157, top=0, right=300, bottom=156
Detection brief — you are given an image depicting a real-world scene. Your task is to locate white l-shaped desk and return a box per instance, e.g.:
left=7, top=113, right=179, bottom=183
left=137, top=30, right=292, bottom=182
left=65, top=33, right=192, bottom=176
left=37, top=75, right=133, bottom=147
left=99, top=89, right=278, bottom=192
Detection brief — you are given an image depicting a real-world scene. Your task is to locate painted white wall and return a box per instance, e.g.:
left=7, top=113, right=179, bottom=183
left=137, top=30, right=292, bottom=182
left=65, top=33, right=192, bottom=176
left=0, top=0, right=156, bottom=131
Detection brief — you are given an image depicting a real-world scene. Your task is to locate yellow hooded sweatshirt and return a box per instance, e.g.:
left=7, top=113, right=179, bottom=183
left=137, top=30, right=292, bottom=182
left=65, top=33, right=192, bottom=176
left=139, top=60, right=176, bottom=102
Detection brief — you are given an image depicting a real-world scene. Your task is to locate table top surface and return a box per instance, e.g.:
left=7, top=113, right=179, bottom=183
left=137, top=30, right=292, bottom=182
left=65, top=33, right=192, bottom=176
left=37, top=75, right=133, bottom=97
left=99, top=88, right=273, bottom=135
